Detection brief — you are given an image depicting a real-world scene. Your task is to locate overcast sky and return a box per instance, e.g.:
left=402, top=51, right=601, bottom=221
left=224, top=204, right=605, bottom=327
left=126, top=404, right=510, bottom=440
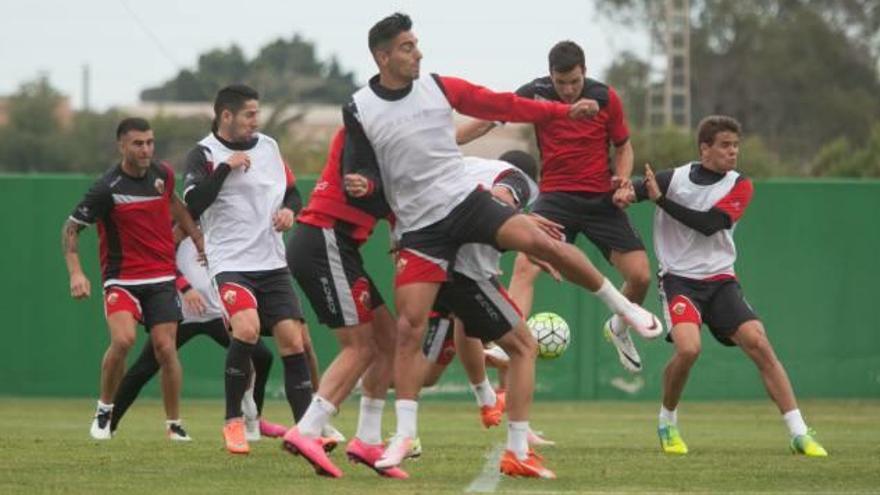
left=3, top=0, right=648, bottom=110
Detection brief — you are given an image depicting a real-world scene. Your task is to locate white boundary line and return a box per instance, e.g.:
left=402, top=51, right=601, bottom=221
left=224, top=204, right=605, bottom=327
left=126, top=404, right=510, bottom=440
left=464, top=443, right=505, bottom=493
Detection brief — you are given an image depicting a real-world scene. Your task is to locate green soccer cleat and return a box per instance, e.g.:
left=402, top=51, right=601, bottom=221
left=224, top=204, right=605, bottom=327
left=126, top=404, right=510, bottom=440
left=658, top=424, right=688, bottom=455
left=790, top=430, right=828, bottom=457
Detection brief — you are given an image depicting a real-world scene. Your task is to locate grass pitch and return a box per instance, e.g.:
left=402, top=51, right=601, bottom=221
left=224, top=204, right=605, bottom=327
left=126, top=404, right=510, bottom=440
left=1, top=398, right=877, bottom=494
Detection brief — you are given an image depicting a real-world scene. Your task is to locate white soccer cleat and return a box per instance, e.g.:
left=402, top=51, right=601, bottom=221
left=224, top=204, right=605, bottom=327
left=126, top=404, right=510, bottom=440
left=322, top=423, right=346, bottom=443
left=166, top=422, right=193, bottom=442
left=484, top=344, right=510, bottom=366
left=241, top=391, right=261, bottom=441
left=603, top=317, right=642, bottom=373
left=90, top=409, right=112, bottom=440
left=527, top=428, right=556, bottom=447
left=619, top=303, right=663, bottom=339
left=375, top=434, right=414, bottom=469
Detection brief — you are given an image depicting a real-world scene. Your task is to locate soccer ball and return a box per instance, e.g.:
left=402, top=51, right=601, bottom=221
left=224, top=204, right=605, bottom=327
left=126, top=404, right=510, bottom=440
left=527, top=312, right=570, bottom=359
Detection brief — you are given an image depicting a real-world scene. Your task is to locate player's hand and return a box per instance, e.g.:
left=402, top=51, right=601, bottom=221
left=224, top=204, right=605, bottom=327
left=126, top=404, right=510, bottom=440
left=528, top=213, right=565, bottom=242
left=644, top=163, right=662, bottom=202
left=527, top=254, right=563, bottom=282
left=568, top=98, right=600, bottom=120
left=612, top=178, right=635, bottom=209
left=181, top=289, right=207, bottom=316
left=70, top=271, right=91, bottom=299
left=226, top=152, right=251, bottom=171
left=344, top=174, right=370, bottom=198
left=273, top=207, right=295, bottom=232
left=190, top=230, right=207, bottom=265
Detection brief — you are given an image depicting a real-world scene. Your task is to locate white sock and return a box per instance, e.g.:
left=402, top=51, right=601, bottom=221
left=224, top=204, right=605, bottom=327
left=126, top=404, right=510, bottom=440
left=470, top=378, right=497, bottom=407
left=594, top=278, right=631, bottom=314
left=241, top=388, right=258, bottom=420
left=297, top=395, right=336, bottom=438
left=659, top=405, right=677, bottom=426
left=783, top=409, right=808, bottom=437
left=165, top=419, right=181, bottom=427
left=395, top=399, right=419, bottom=438
left=96, top=400, right=113, bottom=412
left=355, top=396, right=385, bottom=445
left=507, top=421, right=530, bottom=460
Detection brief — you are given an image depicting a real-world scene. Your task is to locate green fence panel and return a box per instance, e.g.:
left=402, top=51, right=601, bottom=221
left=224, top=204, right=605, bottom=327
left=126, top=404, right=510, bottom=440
left=1, top=175, right=878, bottom=401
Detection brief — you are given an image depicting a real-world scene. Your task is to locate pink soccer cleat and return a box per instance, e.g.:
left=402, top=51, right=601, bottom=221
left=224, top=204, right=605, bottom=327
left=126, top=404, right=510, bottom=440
left=345, top=437, right=409, bottom=479
left=259, top=419, right=288, bottom=438
left=281, top=427, right=343, bottom=478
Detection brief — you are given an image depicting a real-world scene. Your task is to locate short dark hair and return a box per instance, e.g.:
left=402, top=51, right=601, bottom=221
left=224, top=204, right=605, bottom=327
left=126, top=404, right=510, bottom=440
left=548, top=41, right=585, bottom=73
left=697, top=115, right=742, bottom=147
left=213, top=84, right=259, bottom=129
left=369, top=12, right=412, bottom=52
left=499, top=150, right=538, bottom=181
left=116, top=117, right=151, bottom=140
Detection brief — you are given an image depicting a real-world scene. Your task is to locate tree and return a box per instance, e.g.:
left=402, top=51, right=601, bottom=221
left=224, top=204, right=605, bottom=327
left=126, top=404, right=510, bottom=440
left=140, top=35, right=357, bottom=104
left=597, top=0, right=880, bottom=169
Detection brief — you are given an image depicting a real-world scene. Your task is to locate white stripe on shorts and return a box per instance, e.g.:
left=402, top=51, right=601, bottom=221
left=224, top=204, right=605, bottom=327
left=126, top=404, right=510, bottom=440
left=475, top=278, right=520, bottom=329
left=322, top=228, right=359, bottom=326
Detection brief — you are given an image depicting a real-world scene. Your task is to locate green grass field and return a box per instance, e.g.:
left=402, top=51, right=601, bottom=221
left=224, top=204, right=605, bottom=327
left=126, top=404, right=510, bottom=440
left=1, top=398, right=878, bottom=494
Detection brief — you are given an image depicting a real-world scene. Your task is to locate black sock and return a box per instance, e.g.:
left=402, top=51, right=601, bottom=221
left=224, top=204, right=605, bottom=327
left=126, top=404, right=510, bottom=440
left=282, top=353, right=313, bottom=422
left=111, top=343, right=160, bottom=431
left=251, top=340, right=273, bottom=416
left=225, top=338, right=255, bottom=420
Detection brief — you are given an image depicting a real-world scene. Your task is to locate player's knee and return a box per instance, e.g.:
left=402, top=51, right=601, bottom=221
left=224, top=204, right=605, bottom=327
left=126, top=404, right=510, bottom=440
left=627, top=268, right=652, bottom=293
left=396, top=315, right=426, bottom=348
left=505, top=327, right=538, bottom=360
left=676, top=341, right=701, bottom=363
left=231, top=324, right=260, bottom=344
left=111, top=332, right=136, bottom=353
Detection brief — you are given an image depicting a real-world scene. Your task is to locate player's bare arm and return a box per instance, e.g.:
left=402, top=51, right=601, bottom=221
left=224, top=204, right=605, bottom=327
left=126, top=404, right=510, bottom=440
left=611, top=140, right=635, bottom=208
left=456, top=119, right=497, bottom=145
left=61, top=219, right=90, bottom=299
left=169, top=193, right=205, bottom=257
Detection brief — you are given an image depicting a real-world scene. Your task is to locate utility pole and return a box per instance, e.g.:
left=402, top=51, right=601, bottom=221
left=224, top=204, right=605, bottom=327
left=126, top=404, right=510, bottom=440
left=646, top=0, right=691, bottom=128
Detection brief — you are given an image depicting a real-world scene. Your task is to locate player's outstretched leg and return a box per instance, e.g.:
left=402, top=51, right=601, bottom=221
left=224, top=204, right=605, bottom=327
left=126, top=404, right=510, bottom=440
left=730, top=320, right=827, bottom=457
left=495, top=322, right=555, bottom=479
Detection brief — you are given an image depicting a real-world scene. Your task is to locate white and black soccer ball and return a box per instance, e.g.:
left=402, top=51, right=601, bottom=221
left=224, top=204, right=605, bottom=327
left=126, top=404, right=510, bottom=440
left=527, top=312, right=570, bottom=359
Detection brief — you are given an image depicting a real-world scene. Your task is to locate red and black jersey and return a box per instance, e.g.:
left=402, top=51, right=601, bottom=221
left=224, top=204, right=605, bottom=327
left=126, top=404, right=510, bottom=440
left=69, top=161, right=176, bottom=286
left=298, top=127, right=391, bottom=242
left=516, top=77, right=629, bottom=194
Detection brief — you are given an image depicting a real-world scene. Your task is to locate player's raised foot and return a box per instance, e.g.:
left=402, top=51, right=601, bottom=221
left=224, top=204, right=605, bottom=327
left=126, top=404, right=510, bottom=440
left=375, top=434, right=414, bottom=469
left=90, top=409, right=113, bottom=440
left=281, top=427, right=343, bottom=478
left=658, top=424, right=688, bottom=455
left=223, top=419, right=250, bottom=454
left=527, top=428, right=556, bottom=447
left=259, top=419, right=288, bottom=438
left=499, top=449, right=556, bottom=479
left=345, top=438, right=410, bottom=479
left=603, top=317, right=642, bottom=373
left=166, top=421, right=192, bottom=442
left=480, top=391, right=506, bottom=428
left=790, top=429, right=828, bottom=457
left=620, top=303, right=663, bottom=339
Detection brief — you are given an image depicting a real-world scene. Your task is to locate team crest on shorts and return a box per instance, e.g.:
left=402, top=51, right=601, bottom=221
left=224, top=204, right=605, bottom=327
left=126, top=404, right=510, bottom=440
left=395, top=255, right=408, bottom=274
left=154, top=178, right=165, bottom=194
left=673, top=302, right=686, bottom=315
left=223, top=289, right=237, bottom=305
left=106, top=292, right=118, bottom=305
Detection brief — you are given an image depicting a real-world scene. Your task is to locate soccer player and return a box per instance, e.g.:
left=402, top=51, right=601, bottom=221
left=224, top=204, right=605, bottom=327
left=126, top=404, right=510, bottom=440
left=109, top=234, right=281, bottom=441
left=183, top=84, right=311, bottom=455
left=458, top=40, right=650, bottom=374
left=631, top=115, right=827, bottom=457
left=282, top=127, right=406, bottom=479
left=335, top=13, right=662, bottom=475
left=63, top=117, right=203, bottom=440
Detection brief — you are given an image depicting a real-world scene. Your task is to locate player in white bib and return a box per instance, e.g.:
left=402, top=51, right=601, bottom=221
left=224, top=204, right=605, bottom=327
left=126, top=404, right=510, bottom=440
left=323, top=13, right=663, bottom=478
left=630, top=115, right=827, bottom=458
left=184, top=85, right=314, bottom=455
